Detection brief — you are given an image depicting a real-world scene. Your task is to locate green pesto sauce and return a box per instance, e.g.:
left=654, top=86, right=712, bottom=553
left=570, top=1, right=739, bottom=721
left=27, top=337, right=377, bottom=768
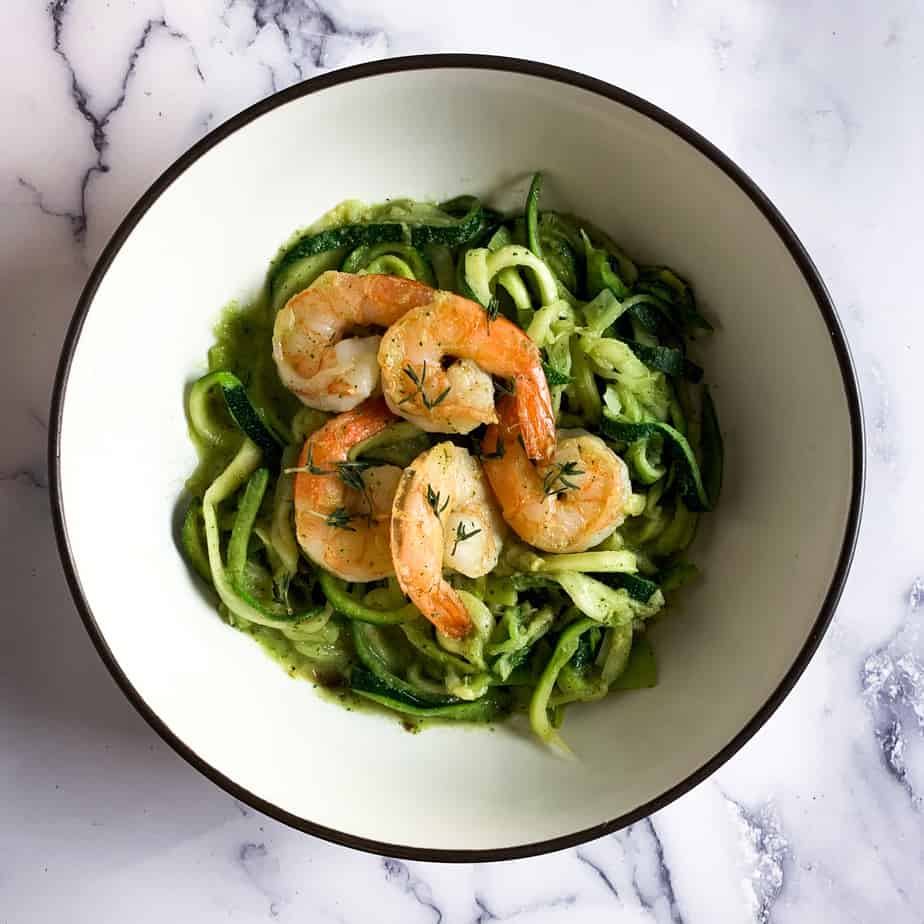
left=240, top=621, right=424, bottom=732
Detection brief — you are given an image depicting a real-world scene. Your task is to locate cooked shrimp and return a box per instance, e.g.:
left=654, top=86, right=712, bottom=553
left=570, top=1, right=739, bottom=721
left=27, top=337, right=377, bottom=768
left=481, top=396, right=631, bottom=553
left=294, top=398, right=402, bottom=581
left=378, top=291, right=556, bottom=461
left=391, top=443, right=505, bottom=638
left=273, top=271, right=435, bottom=412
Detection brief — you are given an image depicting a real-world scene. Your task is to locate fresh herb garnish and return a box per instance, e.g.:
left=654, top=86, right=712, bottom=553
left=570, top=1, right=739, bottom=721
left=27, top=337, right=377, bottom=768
left=284, top=445, right=333, bottom=477
left=287, top=452, right=376, bottom=519
left=288, top=449, right=383, bottom=528
left=325, top=507, right=357, bottom=531
left=399, top=362, right=451, bottom=411
left=542, top=460, right=585, bottom=496
left=426, top=484, right=450, bottom=517
left=335, top=459, right=376, bottom=492
left=452, top=521, right=482, bottom=554
left=486, top=295, right=500, bottom=323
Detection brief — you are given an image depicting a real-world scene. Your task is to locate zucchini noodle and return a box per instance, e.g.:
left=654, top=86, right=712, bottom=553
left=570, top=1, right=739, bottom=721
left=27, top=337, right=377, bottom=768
left=179, top=175, right=723, bottom=748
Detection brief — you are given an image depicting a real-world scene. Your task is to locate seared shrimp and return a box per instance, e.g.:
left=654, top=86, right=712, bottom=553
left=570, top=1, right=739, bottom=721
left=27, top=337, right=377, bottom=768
left=378, top=291, right=556, bottom=461
left=294, top=398, right=402, bottom=581
left=273, top=271, right=434, bottom=412
left=482, top=397, right=631, bottom=553
left=391, top=443, right=505, bottom=638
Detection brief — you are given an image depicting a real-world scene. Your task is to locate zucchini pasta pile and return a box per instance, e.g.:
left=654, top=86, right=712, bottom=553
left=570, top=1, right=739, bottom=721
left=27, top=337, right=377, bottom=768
left=181, top=174, right=722, bottom=751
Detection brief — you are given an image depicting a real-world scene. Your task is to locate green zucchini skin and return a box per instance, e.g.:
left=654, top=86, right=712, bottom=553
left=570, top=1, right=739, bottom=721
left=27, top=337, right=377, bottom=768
left=350, top=667, right=510, bottom=721
left=226, top=468, right=327, bottom=625
left=195, top=440, right=329, bottom=628
left=351, top=622, right=453, bottom=701
left=569, top=626, right=602, bottom=671
left=528, top=617, right=596, bottom=746
left=318, top=571, right=416, bottom=625
left=181, top=499, right=212, bottom=583
left=601, top=416, right=714, bottom=512
left=340, top=242, right=436, bottom=287
left=350, top=622, right=509, bottom=721
left=269, top=249, right=345, bottom=313
left=268, top=199, right=486, bottom=298
left=584, top=239, right=685, bottom=340
left=227, top=468, right=269, bottom=584
left=192, top=371, right=284, bottom=469
left=221, top=382, right=280, bottom=464
left=636, top=267, right=713, bottom=333
left=624, top=296, right=675, bottom=338
left=602, top=572, right=661, bottom=603
left=618, top=339, right=704, bottom=382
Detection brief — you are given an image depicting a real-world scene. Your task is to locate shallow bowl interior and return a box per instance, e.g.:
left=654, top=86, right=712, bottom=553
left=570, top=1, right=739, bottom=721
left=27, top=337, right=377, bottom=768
left=53, top=58, right=860, bottom=859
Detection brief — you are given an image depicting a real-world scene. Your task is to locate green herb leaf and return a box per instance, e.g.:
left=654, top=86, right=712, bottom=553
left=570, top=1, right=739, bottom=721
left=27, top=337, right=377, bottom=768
left=451, top=521, right=482, bottom=555
left=428, top=386, right=452, bottom=409
left=335, top=459, right=377, bottom=492
left=542, top=460, right=585, bottom=497
left=284, top=445, right=334, bottom=477
left=400, top=361, right=452, bottom=410
left=426, top=484, right=450, bottom=517
left=326, top=507, right=358, bottom=531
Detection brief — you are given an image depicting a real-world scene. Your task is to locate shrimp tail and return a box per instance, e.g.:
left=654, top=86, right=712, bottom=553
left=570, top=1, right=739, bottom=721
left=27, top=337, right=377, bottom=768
left=483, top=396, right=516, bottom=452
left=422, top=584, right=473, bottom=639
left=514, top=368, right=556, bottom=463
left=506, top=367, right=555, bottom=462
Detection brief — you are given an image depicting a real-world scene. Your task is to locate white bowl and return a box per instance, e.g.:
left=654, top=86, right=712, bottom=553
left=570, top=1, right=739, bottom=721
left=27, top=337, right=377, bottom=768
left=50, top=55, right=863, bottom=860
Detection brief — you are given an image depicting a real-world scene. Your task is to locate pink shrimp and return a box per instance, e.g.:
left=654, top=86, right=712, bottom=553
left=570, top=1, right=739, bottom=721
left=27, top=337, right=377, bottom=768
left=390, top=442, right=505, bottom=639
left=293, top=398, right=402, bottom=581
left=273, top=271, right=435, bottom=412
left=377, top=290, right=556, bottom=461
left=482, top=397, right=631, bottom=553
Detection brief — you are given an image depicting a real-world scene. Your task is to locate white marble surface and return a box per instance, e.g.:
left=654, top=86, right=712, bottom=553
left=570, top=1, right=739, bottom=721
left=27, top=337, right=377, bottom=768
left=2, top=1, right=922, bottom=920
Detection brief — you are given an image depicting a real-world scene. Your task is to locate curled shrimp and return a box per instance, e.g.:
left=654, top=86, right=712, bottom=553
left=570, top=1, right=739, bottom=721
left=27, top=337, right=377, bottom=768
left=481, top=396, right=631, bottom=553
left=273, top=271, right=435, bottom=412
left=391, top=442, right=505, bottom=638
left=378, top=291, right=556, bottom=461
left=293, top=398, right=402, bottom=582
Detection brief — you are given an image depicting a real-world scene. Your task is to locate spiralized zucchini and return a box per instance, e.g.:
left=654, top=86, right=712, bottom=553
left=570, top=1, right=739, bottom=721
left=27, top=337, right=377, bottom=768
left=179, top=175, right=722, bottom=749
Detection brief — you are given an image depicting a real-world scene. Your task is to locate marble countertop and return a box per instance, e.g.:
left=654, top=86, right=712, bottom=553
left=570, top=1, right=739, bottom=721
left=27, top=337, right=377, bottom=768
left=2, top=1, right=922, bottom=921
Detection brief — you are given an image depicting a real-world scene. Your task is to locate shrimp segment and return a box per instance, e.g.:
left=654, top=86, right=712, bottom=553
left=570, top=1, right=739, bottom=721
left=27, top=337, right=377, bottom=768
left=378, top=292, right=556, bottom=461
left=294, top=398, right=402, bottom=581
left=482, top=397, right=631, bottom=553
left=391, top=443, right=505, bottom=638
left=273, top=271, right=435, bottom=412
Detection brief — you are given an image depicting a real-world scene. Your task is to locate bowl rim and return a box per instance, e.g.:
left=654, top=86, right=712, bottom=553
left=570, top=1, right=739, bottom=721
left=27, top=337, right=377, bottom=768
left=47, top=53, right=865, bottom=862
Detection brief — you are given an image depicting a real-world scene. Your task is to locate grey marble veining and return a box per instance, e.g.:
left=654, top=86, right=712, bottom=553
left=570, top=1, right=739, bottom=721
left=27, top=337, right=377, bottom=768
left=2, top=1, right=923, bottom=921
